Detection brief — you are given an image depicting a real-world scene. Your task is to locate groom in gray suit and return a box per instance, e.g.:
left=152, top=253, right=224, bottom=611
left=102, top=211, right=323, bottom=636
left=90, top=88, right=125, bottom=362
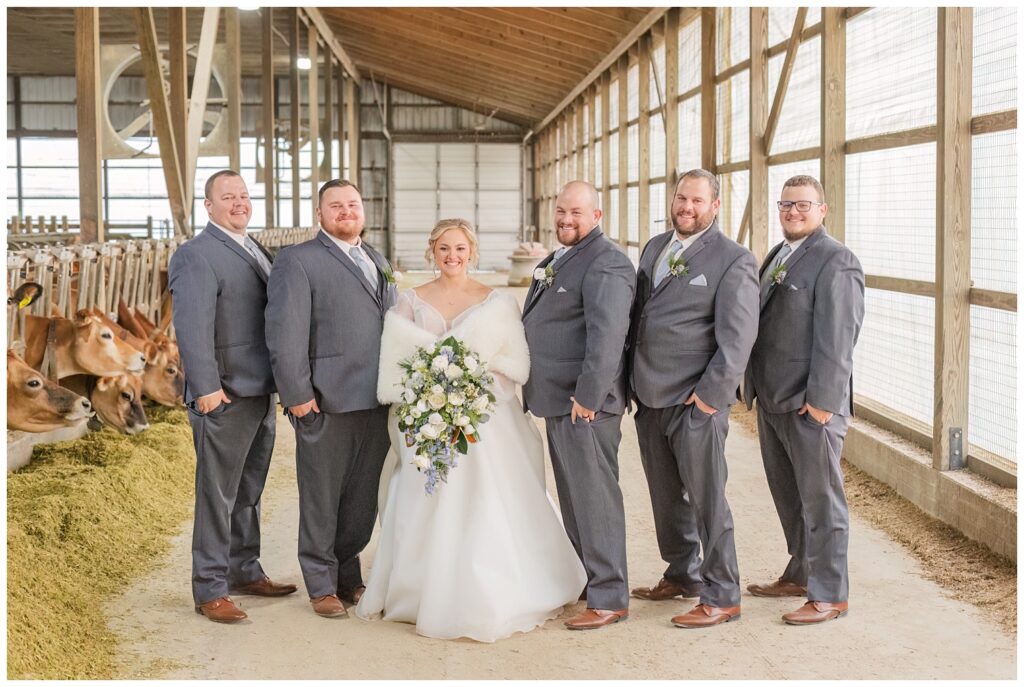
left=628, top=168, right=759, bottom=629
left=743, top=174, right=864, bottom=625
left=170, top=170, right=297, bottom=624
left=522, top=180, right=636, bottom=630
left=265, top=179, right=397, bottom=618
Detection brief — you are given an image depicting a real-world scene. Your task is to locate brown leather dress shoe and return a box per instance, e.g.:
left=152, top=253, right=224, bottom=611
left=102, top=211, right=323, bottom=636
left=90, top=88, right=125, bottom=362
left=310, top=594, right=349, bottom=618
left=195, top=596, right=247, bottom=623
left=337, top=585, right=366, bottom=606
left=671, top=603, right=741, bottom=628
left=783, top=601, right=848, bottom=625
left=631, top=577, right=702, bottom=601
left=747, top=578, right=807, bottom=598
left=564, top=608, right=628, bottom=630
left=231, top=576, right=298, bottom=597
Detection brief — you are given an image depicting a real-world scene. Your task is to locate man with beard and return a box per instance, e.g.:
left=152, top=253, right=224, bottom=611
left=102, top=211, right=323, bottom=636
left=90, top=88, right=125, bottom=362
left=522, top=180, right=636, bottom=630
left=170, top=170, right=296, bottom=624
left=265, top=179, right=397, bottom=618
left=627, top=168, right=759, bottom=628
left=743, top=175, right=864, bottom=625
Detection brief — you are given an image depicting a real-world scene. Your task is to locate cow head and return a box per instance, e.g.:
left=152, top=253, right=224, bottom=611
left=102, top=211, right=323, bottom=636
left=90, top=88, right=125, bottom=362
left=72, top=309, right=147, bottom=376
left=91, top=373, right=149, bottom=435
left=141, top=339, right=185, bottom=406
left=7, top=349, right=94, bottom=432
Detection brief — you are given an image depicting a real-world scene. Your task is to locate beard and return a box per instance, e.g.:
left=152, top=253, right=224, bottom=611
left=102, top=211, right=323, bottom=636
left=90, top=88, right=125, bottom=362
left=556, top=225, right=584, bottom=246
left=671, top=207, right=716, bottom=237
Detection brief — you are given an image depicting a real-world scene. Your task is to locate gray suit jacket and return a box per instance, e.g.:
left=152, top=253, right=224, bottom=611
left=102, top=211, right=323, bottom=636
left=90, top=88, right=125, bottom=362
left=628, top=222, right=759, bottom=411
left=522, top=228, right=636, bottom=418
left=744, top=226, right=865, bottom=416
left=168, top=223, right=276, bottom=404
left=264, top=231, right=397, bottom=414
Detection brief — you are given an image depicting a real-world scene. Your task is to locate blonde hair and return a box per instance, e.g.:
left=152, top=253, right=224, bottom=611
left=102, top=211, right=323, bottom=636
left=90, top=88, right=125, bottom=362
left=425, top=218, right=480, bottom=267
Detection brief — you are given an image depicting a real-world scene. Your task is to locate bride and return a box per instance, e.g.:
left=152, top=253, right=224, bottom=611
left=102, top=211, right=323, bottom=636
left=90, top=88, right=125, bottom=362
left=355, top=219, right=586, bottom=642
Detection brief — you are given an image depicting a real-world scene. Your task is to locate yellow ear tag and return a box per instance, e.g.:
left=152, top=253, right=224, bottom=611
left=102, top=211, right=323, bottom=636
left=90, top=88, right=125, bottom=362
left=18, top=296, right=32, bottom=309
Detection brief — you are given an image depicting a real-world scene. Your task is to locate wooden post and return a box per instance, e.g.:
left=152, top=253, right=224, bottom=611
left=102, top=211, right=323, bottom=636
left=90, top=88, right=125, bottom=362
left=638, top=34, right=651, bottom=246
left=346, top=77, right=359, bottom=182
left=289, top=8, right=301, bottom=226
left=664, top=8, right=680, bottom=211
left=576, top=100, right=585, bottom=179
left=765, top=8, right=808, bottom=152
left=168, top=9, right=188, bottom=184
left=588, top=84, right=597, bottom=184
left=225, top=8, right=242, bottom=174
left=75, top=8, right=104, bottom=244
left=933, top=7, right=972, bottom=471
left=338, top=70, right=346, bottom=179
left=821, top=7, right=846, bottom=242
left=134, top=8, right=189, bottom=236
left=701, top=9, right=717, bottom=172
left=617, top=55, right=629, bottom=247
left=749, top=7, right=769, bottom=260
left=601, top=71, right=612, bottom=229
left=309, top=25, right=320, bottom=221
left=262, top=8, right=276, bottom=229
left=323, top=55, right=334, bottom=181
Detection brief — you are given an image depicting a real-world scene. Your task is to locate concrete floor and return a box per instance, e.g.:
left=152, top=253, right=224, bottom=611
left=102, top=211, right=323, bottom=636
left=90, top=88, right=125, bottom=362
left=108, top=278, right=1017, bottom=680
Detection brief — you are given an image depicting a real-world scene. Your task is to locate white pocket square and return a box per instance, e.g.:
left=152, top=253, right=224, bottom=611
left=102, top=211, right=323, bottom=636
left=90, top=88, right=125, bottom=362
left=557, top=286, right=568, bottom=293
left=788, top=284, right=799, bottom=291
left=689, top=274, right=708, bottom=287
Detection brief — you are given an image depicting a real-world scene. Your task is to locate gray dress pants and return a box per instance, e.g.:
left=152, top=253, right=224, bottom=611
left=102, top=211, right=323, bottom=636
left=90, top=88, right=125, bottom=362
left=189, top=393, right=276, bottom=605
left=634, top=401, right=740, bottom=608
left=293, top=406, right=391, bottom=598
left=757, top=406, right=850, bottom=602
left=544, top=412, right=629, bottom=610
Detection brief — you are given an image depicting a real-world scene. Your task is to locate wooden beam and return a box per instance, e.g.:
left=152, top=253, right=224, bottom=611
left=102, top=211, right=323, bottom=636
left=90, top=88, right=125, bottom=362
left=749, top=7, right=769, bottom=261
left=74, top=8, right=103, bottom=244
left=865, top=274, right=934, bottom=298
left=971, top=108, right=1017, bottom=135
left=716, top=160, right=751, bottom=174
left=576, top=100, right=585, bottom=179
left=845, top=125, right=937, bottom=154
left=133, top=8, right=188, bottom=236
left=186, top=8, right=220, bottom=209
left=768, top=146, right=821, bottom=166
left=168, top=8, right=188, bottom=182
left=664, top=7, right=680, bottom=206
left=536, top=8, right=669, bottom=133
left=337, top=68, right=346, bottom=179
left=701, top=8, right=717, bottom=171
left=308, top=24, right=320, bottom=221
left=933, top=7, right=972, bottom=471
left=346, top=77, right=359, bottom=182
left=588, top=83, right=597, bottom=184
left=969, top=288, right=1017, bottom=312
left=261, top=7, right=275, bottom=228
left=323, top=55, right=334, bottom=180
left=618, top=55, right=629, bottom=248
left=302, top=8, right=361, bottom=81
left=765, top=7, right=808, bottom=152
left=289, top=8, right=301, bottom=226
left=225, top=8, right=242, bottom=173
left=821, top=7, right=846, bottom=242
left=638, top=34, right=651, bottom=246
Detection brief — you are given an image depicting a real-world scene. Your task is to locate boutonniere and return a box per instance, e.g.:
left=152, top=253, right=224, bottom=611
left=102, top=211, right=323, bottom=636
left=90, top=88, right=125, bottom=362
left=769, top=263, right=787, bottom=285
left=383, top=266, right=403, bottom=285
left=533, top=265, right=555, bottom=289
left=667, top=250, right=689, bottom=278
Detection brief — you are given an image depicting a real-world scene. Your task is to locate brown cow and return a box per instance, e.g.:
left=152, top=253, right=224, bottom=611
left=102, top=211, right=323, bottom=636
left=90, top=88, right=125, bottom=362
left=90, top=308, right=184, bottom=406
left=7, top=350, right=94, bottom=432
left=117, top=300, right=181, bottom=366
left=23, top=310, right=147, bottom=379
left=62, top=373, right=149, bottom=435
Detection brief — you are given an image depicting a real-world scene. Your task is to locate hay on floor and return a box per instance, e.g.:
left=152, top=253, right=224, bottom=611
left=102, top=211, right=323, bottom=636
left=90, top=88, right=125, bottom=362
left=7, top=408, right=195, bottom=680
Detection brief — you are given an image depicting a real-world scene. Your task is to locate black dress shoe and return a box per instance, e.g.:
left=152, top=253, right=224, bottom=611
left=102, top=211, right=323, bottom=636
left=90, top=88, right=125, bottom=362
left=337, top=585, right=366, bottom=605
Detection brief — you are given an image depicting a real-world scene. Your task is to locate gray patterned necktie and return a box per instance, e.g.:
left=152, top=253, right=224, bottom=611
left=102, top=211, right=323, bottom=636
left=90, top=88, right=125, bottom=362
left=244, top=236, right=272, bottom=278
left=654, top=239, right=683, bottom=288
left=350, top=245, right=379, bottom=288
left=760, top=243, right=793, bottom=300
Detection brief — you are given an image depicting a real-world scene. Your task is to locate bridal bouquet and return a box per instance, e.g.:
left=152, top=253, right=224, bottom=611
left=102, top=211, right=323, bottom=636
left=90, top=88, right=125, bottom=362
left=395, top=335, right=497, bottom=495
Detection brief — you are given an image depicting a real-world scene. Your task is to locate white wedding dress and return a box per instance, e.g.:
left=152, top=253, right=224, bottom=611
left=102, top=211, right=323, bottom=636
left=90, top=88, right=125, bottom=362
left=355, top=289, right=586, bottom=642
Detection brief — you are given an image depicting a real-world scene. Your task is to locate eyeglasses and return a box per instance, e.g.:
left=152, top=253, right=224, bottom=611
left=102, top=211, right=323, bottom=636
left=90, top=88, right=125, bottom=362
left=777, top=200, right=824, bottom=212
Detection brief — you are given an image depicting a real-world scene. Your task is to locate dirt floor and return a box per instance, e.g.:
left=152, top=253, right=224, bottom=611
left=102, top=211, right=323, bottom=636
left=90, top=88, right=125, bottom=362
left=106, top=278, right=1017, bottom=680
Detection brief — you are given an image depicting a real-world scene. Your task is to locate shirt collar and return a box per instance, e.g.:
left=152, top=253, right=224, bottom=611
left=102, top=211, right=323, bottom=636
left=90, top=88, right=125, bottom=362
left=783, top=234, right=810, bottom=252
left=673, top=224, right=710, bottom=252
left=320, top=228, right=363, bottom=255
left=211, top=220, right=247, bottom=246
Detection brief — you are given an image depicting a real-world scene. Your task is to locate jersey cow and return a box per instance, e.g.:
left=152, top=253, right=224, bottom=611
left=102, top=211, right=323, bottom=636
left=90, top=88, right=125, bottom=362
left=62, top=373, right=149, bottom=435
left=7, top=349, right=94, bottom=432
left=23, top=310, right=147, bottom=379
left=93, top=308, right=184, bottom=406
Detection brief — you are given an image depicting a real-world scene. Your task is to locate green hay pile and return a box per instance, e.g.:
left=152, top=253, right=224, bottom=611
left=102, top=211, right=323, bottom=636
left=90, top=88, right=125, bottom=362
left=7, top=408, right=195, bottom=680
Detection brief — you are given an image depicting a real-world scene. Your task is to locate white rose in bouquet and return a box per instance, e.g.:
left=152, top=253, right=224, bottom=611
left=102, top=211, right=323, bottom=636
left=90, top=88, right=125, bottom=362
left=412, top=454, right=431, bottom=471
left=416, top=399, right=429, bottom=413
left=428, top=412, right=444, bottom=426
left=448, top=391, right=466, bottom=406
left=411, top=407, right=423, bottom=419
left=431, top=355, right=448, bottom=372
left=471, top=396, right=490, bottom=413
left=455, top=415, right=471, bottom=426
left=404, top=415, right=414, bottom=425
left=402, top=388, right=417, bottom=403
left=464, top=356, right=479, bottom=372
left=427, top=391, right=447, bottom=410
left=445, top=364, right=464, bottom=380
left=419, top=424, right=441, bottom=440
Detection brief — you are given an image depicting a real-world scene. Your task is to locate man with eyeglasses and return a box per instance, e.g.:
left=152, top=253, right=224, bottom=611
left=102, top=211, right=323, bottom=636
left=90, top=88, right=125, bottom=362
left=743, top=174, right=865, bottom=625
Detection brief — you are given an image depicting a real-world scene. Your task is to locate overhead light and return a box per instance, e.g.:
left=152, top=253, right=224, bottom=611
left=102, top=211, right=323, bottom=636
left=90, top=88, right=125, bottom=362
left=297, top=57, right=312, bottom=70
left=237, top=2, right=260, bottom=10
